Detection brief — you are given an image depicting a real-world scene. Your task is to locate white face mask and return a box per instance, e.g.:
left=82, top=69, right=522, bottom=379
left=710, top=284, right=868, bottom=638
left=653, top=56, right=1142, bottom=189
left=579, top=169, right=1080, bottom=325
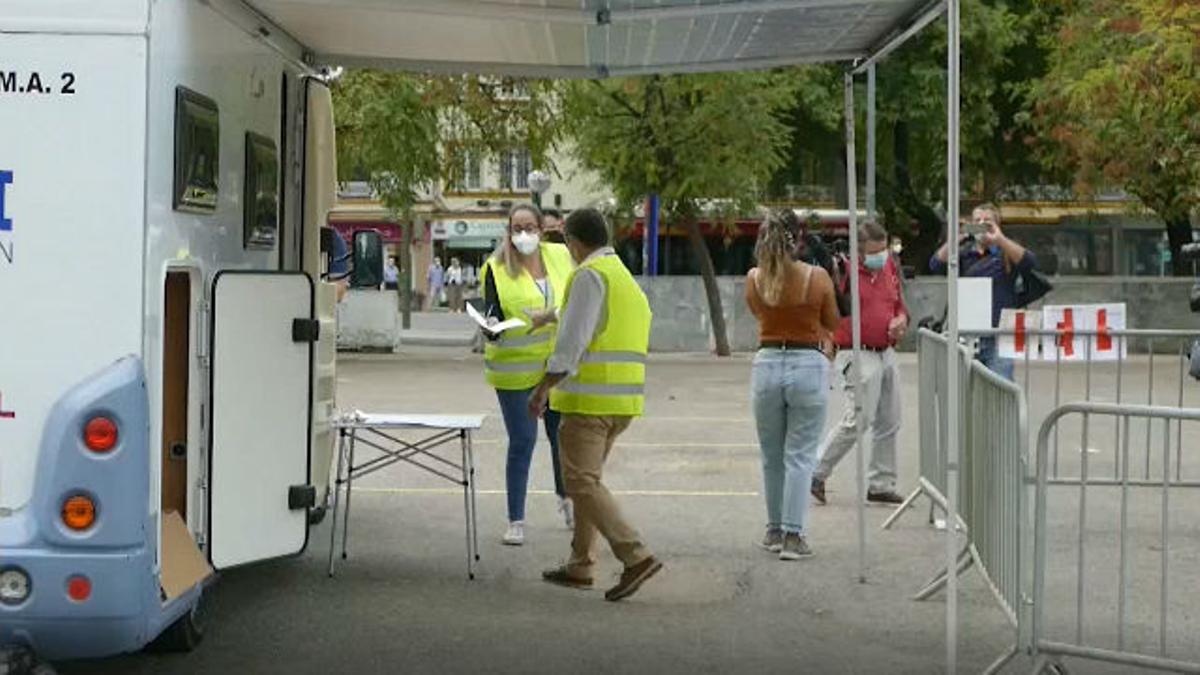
left=512, top=231, right=540, bottom=256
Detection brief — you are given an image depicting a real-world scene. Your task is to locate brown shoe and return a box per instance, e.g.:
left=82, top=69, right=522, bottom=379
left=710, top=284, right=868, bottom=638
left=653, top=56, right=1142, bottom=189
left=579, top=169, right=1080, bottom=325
left=811, top=478, right=827, bottom=505
left=541, top=566, right=593, bottom=590
left=604, top=556, right=663, bottom=602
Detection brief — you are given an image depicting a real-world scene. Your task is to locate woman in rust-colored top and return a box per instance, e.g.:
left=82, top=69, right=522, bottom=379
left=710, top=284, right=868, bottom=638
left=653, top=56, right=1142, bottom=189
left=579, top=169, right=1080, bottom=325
left=745, top=210, right=840, bottom=561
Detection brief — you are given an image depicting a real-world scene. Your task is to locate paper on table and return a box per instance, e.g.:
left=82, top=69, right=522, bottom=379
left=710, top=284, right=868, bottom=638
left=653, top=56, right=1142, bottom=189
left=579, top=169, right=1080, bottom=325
left=466, top=302, right=526, bottom=335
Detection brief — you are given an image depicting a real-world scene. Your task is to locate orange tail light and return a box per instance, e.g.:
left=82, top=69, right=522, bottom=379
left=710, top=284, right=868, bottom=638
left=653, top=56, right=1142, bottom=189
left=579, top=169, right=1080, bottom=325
left=62, top=495, right=96, bottom=531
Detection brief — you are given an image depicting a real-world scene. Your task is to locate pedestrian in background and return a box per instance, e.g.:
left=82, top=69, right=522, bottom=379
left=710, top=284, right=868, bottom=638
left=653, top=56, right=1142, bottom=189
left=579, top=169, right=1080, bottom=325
left=530, top=207, right=662, bottom=601
left=446, top=257, right=464, bottom=313
left=384, top=255, right=399, bottom=291
left=480, top=203, right=575, bottom=545
left=811, top=221, right=908, bottom=507
left=745, top=210, right=840, bottom=560
left=930, top=202, right=1037, bottom=380
left=426, top=257, right=444, bottom=311
left=542, top=208, right=565, bottom=244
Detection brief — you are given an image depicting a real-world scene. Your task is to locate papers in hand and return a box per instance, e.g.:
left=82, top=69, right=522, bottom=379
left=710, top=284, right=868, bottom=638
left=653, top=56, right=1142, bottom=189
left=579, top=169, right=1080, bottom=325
left=467, top=302, right=526, bottom=335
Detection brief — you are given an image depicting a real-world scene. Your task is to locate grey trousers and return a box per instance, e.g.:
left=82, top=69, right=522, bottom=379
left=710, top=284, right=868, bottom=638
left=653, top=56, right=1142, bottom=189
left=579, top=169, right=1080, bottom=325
left=813, top=348, right=901, bottom=492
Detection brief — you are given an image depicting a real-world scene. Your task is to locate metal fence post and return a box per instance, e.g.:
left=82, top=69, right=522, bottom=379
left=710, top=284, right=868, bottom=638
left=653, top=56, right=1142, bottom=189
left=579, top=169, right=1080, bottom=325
left=944, top=0, right=963, bottom=670
left=844, top=69, right=869, bottom=586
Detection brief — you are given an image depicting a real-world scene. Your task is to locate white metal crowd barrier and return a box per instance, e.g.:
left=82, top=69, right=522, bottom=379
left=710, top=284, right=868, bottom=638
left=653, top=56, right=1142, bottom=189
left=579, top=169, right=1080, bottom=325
left=969, top=328, right=1200, bottom=491
left=1028, top=402, right=1200, bottom=674
left=897, top=328, right=1200, bottom=673
left=889, top=329, right=1028, bottom=674
left=882, top=329, right=972, bottom=530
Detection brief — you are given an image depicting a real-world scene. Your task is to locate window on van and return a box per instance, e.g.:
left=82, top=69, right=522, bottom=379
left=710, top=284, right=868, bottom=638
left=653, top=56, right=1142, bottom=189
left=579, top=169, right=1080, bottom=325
left=243, top=132, right=278, bottom=249
left=173, top=88, right=219, bottom=212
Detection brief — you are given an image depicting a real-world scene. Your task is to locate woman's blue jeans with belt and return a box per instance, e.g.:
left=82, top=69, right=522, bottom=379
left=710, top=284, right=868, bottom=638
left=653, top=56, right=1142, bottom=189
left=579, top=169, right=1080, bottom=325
left=496, top=387, right=565, bottom=522
left=751, top=348, right=829, bottom=535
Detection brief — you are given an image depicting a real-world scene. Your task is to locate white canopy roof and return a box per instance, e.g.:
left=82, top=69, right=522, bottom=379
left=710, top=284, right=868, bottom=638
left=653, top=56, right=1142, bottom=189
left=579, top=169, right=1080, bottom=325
left=249, top=0, right=940, bottom=77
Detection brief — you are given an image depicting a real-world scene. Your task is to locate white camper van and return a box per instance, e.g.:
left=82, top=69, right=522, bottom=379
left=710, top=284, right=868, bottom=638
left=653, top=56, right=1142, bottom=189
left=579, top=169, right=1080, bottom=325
left=0, top=1, right=354, bottom=659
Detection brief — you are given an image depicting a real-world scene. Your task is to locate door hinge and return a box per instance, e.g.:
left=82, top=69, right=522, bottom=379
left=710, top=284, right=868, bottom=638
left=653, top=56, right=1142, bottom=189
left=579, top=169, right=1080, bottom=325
left=292, top=318, right=320, bottom=343
left=288, top=484, right=316, bottom=510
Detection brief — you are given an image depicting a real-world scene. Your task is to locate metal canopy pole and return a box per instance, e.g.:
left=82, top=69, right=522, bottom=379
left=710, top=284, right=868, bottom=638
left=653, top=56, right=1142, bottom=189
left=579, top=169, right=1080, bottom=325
left=866, top=63, right=877, bottom=220
left=945, top=0, right=962, bottom=672
left=844, top=71, right=868, bottom=584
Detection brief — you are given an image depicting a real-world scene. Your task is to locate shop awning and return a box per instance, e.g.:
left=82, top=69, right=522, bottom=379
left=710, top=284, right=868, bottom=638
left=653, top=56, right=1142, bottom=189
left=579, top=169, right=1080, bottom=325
left=247, top=0, right=941, bottom=78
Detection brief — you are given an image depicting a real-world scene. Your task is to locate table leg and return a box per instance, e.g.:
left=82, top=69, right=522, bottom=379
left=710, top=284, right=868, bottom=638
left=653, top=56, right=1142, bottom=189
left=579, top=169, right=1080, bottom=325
left=461, top=430, right=474, bottom=580
left=328, top=429, right=347, bottom=578
left=468, top=430, right=479, bottom=563
left=341, top=429, right=358, bottom=561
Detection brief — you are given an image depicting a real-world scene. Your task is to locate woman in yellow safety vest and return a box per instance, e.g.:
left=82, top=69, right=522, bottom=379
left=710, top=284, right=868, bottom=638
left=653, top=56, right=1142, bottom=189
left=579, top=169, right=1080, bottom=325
left=480, top=204, right=575, bottom=546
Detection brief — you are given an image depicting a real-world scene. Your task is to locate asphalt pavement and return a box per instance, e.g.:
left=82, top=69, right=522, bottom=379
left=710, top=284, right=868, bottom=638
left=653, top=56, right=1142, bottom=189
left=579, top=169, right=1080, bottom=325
left=58, top=349, right=1200, bottom=674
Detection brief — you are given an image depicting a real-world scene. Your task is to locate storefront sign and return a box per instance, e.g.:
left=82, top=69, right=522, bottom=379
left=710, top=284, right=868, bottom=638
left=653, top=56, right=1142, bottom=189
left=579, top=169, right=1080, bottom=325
left=331, top=222, right=404, bottom=244
left=433, top=219, right=506, bottom=242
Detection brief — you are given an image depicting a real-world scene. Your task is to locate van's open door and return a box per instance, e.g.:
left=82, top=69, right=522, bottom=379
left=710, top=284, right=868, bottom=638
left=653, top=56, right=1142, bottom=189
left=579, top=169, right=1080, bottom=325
left=303, top=78, right=340, bottom=518
left=207, top=271, right=315, bottom=569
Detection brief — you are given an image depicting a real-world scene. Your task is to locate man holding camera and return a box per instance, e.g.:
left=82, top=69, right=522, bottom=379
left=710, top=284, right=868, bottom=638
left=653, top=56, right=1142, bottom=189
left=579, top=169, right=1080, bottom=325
left=930, top=203, right=1037, bottom=380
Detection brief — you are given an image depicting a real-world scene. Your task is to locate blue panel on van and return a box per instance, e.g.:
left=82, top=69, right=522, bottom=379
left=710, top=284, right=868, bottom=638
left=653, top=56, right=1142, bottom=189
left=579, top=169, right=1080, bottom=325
left=0, top=357, right=168, bottom=660
left=34, top=356, right=150, bottom=548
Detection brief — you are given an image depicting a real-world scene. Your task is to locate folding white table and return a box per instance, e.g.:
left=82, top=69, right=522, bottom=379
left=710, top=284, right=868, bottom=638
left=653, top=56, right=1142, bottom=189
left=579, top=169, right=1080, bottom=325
left=327, top=412, right=486, bottom=579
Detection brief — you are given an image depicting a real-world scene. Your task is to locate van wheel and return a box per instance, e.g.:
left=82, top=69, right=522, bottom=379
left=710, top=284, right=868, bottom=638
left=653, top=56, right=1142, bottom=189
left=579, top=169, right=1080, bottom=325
left=148, top=595, right=205, bottom=653
left=1, top=647, right=57, bottom=675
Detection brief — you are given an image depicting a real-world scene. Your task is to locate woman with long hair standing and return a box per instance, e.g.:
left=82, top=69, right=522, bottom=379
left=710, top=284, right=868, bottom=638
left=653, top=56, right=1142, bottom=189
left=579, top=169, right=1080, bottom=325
left=745, top=210, right=840, bottom=560
left=480, top=204, right=575, bottom=545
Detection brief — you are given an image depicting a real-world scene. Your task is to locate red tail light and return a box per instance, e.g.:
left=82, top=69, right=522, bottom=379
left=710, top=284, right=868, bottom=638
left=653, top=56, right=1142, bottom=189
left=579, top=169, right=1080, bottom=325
left=84, top=417, right=118, bottom=453
left=66, top=575, right=92, bottom=602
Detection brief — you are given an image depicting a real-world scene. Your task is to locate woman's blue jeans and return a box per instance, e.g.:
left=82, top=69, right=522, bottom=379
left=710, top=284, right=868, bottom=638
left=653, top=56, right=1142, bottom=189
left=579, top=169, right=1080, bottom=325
left=496, top=387, right=564, bottom=521
left=751, top=348, right=829, bottom=535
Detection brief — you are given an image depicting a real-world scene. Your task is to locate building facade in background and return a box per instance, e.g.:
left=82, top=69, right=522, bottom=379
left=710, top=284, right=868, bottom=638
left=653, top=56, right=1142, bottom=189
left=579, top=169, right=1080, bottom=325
left=329, top=144, right=609, bottom=307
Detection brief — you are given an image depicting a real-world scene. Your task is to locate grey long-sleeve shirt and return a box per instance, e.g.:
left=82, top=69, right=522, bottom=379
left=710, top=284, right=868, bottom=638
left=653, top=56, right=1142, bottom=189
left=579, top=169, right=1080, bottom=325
left=545, top=247, right=616, bottom=377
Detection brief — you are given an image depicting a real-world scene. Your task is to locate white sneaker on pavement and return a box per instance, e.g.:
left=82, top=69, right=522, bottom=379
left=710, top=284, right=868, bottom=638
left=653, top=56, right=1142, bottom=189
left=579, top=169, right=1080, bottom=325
left=502, top=521, right=525, bottom=546
left=558, top=497, right=575, bottom=530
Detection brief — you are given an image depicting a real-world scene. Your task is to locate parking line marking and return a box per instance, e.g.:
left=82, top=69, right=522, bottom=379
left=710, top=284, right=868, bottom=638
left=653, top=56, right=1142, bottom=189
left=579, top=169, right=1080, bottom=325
left=470, top=440, right=759, bottom=448
left=352, top=487, right=759, bottom=497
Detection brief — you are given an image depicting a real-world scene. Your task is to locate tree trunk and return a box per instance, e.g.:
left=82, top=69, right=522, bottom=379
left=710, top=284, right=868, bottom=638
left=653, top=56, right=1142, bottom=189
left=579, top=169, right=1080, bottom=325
left=833, top=148, right=849, bottom=209
left=401, top=218, right=415, bottom=328
left=1165, top=215, right=1193, bottom=277
left=683, top=218, right=731, bottom=356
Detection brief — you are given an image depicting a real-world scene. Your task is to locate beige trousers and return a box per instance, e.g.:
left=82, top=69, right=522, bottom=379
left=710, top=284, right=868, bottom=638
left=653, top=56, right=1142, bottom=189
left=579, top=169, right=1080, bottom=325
left=559, top=414, right=651, bottom=577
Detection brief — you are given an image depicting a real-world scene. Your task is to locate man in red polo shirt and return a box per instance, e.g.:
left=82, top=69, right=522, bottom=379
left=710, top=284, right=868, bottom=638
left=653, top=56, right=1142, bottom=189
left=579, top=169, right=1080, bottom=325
left=811, top=221, right=907, bottom=506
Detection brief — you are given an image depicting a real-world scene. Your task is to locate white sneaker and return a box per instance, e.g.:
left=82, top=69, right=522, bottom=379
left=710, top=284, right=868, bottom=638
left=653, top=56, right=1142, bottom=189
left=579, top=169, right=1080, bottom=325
left=558, top=497, right=575, bottom=530
left=502, top=521, right=525, bottom=546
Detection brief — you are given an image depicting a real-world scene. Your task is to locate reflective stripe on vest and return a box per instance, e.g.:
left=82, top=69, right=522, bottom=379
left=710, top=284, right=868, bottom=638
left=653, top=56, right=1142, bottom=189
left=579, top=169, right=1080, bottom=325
left=550, top=254, right=652, bottom=417
left=498, top=333, right=552, bottom=349
left=483, top=359, right=547, bottom=373
left=483, top=243, right=574, bottom=390
left=556, top=382, right=646, bottom=396
left=580, top=351, right=647, bottom=364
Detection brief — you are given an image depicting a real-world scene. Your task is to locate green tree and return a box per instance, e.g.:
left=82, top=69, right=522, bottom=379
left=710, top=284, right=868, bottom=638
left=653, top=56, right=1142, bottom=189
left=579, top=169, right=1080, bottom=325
left=562, top=72, right=800, bottom=356
left=871, top=0, right=1027, bottom=265
left=332, top=71, right=562, bottom=215
left=768, top=1, right=1039, bottom=268
left=1029, top=0, right=1200, bottom=275
left=333, top=70, right=440, bottom=215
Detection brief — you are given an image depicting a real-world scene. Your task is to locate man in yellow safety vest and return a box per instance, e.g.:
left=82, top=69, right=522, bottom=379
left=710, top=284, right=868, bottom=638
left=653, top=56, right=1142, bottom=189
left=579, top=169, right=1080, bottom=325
left=528, top=208, right=662, bottom=602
